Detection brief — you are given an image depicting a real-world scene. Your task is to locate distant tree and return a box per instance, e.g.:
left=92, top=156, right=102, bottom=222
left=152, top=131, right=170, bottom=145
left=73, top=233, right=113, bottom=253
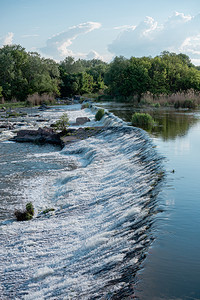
left=59, top=56, right=83, bottom=74
left=104, top=56, right=129, bottom=97
left=0, top=45, right=60, bottom=101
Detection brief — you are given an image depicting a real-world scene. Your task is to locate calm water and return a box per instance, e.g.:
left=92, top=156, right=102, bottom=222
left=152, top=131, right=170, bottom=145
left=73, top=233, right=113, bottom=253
left=97, top=101, right=200, bottom=299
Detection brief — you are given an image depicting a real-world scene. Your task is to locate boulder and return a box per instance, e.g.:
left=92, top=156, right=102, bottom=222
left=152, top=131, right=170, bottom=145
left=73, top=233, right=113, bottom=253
left=38, top=103, right=50, bottom=110
left=10, top=127, right=62, bottom=145
left=75, top=117, right=90, bottom=125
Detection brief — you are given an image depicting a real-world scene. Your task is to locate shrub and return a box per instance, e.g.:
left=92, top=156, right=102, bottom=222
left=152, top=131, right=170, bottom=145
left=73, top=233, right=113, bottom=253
left=154, top=102, right=160, bottom=108
left=95, top=109, right=105, bottom=121
left=81, top=102, right=90, bottom=109
left=26, top=202, right=34, bottom=216
left=174, top=99, right=197, bottom=109
left=14, top=202, right=34, bottom=221
left=174, top=101, right=180, bottom=109
left=131, top=112, right=154, bottom=128
left=182, top=99, right=197, bottom=109
left=54, top=113, right=69, bottom=131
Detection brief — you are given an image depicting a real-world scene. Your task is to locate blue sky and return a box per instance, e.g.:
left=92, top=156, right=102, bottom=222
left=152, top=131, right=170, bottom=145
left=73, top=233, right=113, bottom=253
left=1, top=0, right=200, bottom=64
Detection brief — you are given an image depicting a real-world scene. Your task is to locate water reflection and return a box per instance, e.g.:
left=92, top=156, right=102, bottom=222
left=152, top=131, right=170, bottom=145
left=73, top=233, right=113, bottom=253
left=149, top=110, right=198, bottom=140
left=96, top=102, right=200, bottom=140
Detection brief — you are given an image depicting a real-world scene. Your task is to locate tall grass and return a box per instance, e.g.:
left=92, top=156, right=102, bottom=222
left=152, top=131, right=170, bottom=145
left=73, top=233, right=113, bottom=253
left=26, top=93, right=55, bottom=106
left=141, top=89, right=200, bottom=107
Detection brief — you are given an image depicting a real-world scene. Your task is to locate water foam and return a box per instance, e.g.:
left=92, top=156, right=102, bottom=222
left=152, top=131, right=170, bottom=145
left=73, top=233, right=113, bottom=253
left=0, top=104, right=163, bottom=299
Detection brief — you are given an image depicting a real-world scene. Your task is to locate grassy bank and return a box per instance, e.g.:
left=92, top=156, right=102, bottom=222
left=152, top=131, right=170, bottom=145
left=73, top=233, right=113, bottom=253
left=97, top=90, right=200, bottom=109
left=0, top=102, right=27, bottom=109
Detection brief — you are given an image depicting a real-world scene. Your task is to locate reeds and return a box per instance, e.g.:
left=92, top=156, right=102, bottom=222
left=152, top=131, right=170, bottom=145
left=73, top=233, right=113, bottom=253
left=26, top=93, right=55, bottom=106
left=141, top=89, right=200, bottom=107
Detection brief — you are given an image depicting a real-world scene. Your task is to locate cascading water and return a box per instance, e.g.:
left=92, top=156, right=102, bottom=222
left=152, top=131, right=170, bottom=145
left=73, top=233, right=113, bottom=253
left=0, top=104, right=163, bottom=299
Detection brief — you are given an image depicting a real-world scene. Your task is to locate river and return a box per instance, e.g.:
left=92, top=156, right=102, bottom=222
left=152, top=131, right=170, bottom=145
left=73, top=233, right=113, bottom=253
left=0, top=102, right=199, bottom=299
left=97, top=101, right=200, bottom=299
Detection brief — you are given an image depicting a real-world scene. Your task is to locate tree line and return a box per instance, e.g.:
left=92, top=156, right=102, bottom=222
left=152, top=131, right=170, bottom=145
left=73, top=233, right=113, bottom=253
left=104, top=52, right=200, bottom=101
left=1, top=44, right=200, bottom=103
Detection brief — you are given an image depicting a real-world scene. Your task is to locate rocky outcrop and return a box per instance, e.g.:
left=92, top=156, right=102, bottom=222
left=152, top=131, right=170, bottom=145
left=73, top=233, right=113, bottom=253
left=10, top=127, right=62, bottom=145
left=38, top=103, right=50, bottom=110
left=75, top=117, right=90, bottom=125
left=61, top=127, right=103, bottom=144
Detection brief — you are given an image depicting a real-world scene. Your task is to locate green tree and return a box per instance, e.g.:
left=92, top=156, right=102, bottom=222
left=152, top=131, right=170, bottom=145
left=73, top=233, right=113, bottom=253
left=0, top=45, right=60, bottom=101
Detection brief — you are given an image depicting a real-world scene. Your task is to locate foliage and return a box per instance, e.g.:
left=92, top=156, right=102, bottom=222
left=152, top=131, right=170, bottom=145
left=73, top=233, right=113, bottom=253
left=0, top=45, right=60, bottom=102
left=26, top=202, right=34, bottom=215
left=54, top=113, right=69, bottom=131
left=174, top=99, right=197, bottom=109
left=14, top=202, right=34, bottom=221
left=0, top=101, right=27, bottom=109
left=42, top=208, right=55, bottom=214
left=1, top=44, right=200, bottom=106
left=95, top=108, right=105, bottom=121
left=131, top=113, right=154, bottom=128
left=59, top=57, right=107, bottom=97
left=81, top=102, right=90, bottom=109
left=104, top=52, right=200, bottom=103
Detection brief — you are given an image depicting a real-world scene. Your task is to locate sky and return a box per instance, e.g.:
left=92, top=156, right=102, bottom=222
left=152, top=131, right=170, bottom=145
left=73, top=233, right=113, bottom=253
left=1, top=0, right=200, bottom=64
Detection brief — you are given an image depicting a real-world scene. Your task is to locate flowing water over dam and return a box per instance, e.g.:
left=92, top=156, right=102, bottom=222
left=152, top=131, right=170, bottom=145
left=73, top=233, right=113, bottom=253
left=0, top=104, right=163, bottom=299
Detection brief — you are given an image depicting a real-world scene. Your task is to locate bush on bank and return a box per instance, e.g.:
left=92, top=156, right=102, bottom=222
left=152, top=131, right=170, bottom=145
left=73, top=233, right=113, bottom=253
left=131, top=112, right=154, bottom=128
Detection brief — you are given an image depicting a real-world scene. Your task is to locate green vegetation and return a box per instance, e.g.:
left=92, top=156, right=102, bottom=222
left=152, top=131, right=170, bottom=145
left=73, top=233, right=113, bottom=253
left=0, top=45, right=60, bottom=102
left=54, top=113, right=69, bottom=131
left=104, top=52, right=200, bottom=106
left=1, top=45, right=200, bottom=107
left=42, top=208, right=55, bottom=214
left=95, top=108, right=105, bottom=121
left=81, top=102, right=90, bottom=109
left=131, top=113, right=154, bottom=128
left=26, top=202, right=34, bottom=216
left=14, top=202, right=34, bottom=221
left=174, top=99, right=197, bottom=109
left=0, top=102, right=27, bottom=109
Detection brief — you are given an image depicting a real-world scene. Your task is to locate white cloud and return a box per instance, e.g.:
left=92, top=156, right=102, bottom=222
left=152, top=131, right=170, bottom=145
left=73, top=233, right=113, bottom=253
left=21, top=34, right=39, bottom=38
left=86, top=50, right=103, bottom=60
left=114, top=25, right=136, bottom=30
left=108, top=12, right=200, bottom=62
left=3, top=32, right=14, bottom=45
left=40, top=22, right=101, bottom=60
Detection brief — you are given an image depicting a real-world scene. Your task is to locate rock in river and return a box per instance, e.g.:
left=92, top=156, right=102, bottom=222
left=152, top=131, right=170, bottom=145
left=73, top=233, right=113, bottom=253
left=10, top=127, right=62, bottom=145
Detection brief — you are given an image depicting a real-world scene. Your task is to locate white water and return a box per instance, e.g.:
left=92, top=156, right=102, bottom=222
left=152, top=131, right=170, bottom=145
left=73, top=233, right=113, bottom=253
left=0, top=104, right=162, bottom=299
